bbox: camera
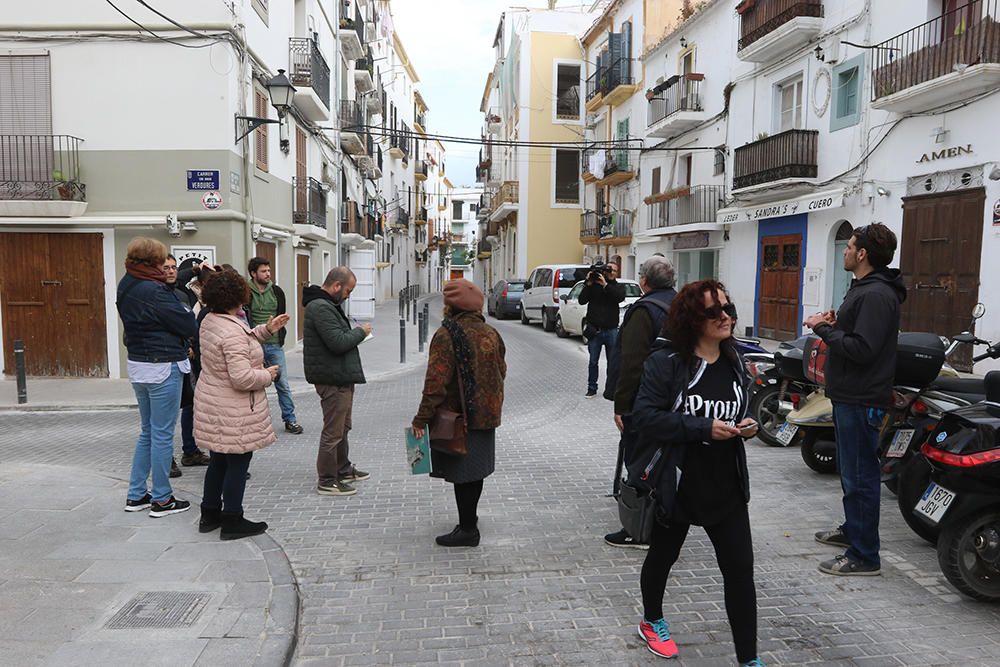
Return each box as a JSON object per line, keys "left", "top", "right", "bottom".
{"left": 586, "top": 261, "right": 614, "bottom": 282}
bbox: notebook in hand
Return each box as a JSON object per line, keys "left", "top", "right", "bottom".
{"left": 405, "top": 427, "right": 431, "bottom": 475}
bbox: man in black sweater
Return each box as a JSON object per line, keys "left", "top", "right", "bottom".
{"left": 579, "top": 261, "right": 625, "bottom": 397}
{"left": 805, "top": 223, "right": 906, "bottom": 577}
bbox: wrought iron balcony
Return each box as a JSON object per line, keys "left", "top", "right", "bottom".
{"left": 293, "top": 176, "right": 327, "bottom": 229}
{"left": 580, "top": 211, "right": 599, "bottom": 241}
{"left": 647, "top": 185, "right": 725, "bottom": 230}
{"left": 733, "top": 129, "right": 818, "bottom": 190}
{"left": 339, "top": 100, "right": 366, "bottom": 155}
{"left": 354, "top": 52, "right": 375, "bottom": 93}
{"left": 289, "top": 38, "right": 330, "bottom": 113}
{"left": 737, "top": 0, "right": 824, "bottom": 51}
{"left": 595, "top": 146, "right": 635, "bottom": 187}
{"left": 392, "top": 207, "right": 410, "bottom": 229}
{"left": 872, "top": 0, "right": 1000, "bottom": 111}
{"left": 647, "top": 74, "right": 705, "bottom": 136}
{"left": 389, "top": 128, "right": 410, "bottom": 160}
{"left": 586, "top": 56, "right": 636, "bottom": 110}
{"left": 494, "top": 180, "right": 519, "bottom": 207}
{"left": 414, "top": 109, "right": 427, "bottom": 132}
{"left": 0, "top": 134, "right": 86, "bottom": 203}
{"left": 414, "top": 159, "right": 428, "bottom": 181}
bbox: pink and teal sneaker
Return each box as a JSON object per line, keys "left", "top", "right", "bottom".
{"left": 638, "top": 618, "right": 679, "bottom": 659}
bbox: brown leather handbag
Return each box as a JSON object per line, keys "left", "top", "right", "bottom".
{"left": 428, "top": 371, "right": 468, "bottom": 456}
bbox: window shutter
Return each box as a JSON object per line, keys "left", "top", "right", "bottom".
{"left": 0, "top": 54, "right": 53, "bottom": 135}
{"left": 651, "top": 167, "right": 661, "bottom": 195}
{"left": 255, "top": 89, "right": 268, "bottom": 171}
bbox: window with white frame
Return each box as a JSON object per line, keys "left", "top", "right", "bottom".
{"left": 555, "top": 63, "right": 581, "bottom": 120}
{"left": 776, "top": 76, "right": 804, "bottom": 133}
{"left": 830, "top": 55, "right": 863, "bottom": 132}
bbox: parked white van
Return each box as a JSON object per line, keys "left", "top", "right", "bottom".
{"left": 519, "top": 264, "right": 590, "bottom": 332}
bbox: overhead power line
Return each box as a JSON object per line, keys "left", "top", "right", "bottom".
{"left": 133, "top": 0, "right": 216, "bottom": 39}
{"left": 103, "top": 0, "right": 223, "bottom": 48}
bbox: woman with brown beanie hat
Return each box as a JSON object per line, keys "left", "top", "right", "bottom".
{"left": 412, "top": 279, "right": 507, "bottom": 547}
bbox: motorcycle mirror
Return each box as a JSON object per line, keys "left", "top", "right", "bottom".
{"left": 973, "top": 303, "right": 986, "bottom": 320}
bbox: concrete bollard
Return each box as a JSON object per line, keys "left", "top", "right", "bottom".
{"left": 14, "top": 339, "right": 27, "bottom": 404}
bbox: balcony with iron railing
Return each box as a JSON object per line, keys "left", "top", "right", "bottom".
{"left": 414, "top": 159, "right": 428, "bottom": 182}
{"left": 872, "top": 0, "right": 1000, "bottom": 112}
{"left": 415, "top": 206, "right": 428, "bottom": 226}
{"left": 289, "top": 37, "right": 331, "bottom": 120}
{"left": 366, "top": 84, "right": 383, "bottom": 115}
{"left": 595, "top": 146, "right": 635, "bottom": 187}
{"left": 646, "top": 74, "right": 706, "bottom": 137}
{"left": 580, "top": 211, "right": 599, "bottom": 242}
{"left": 0, "top": 134, "right": 87, "bottom": 217}
{"left": 733, "top": 129, "right": 818, "bottom": 190}
{"left": 600, "top": 210, "right": 633, "bottom": 243}
{"left": 338, "top": 100, "right": 366, "bottom": 155}
{"left": 736, "top": 0, "right": 824, "bottom": 63}
{"left": 342, "top": 208, "right": 378, "bottom": 240}
{"left": 354, "top": 49, "right": 375, "bottom": 93}
{"left": 388, "top": 128, "right": 410, "bottom": 160}
{"left": 293, "top": 176, "right": 327, "bottom": 239}
{"left": 392, "top": 207, "right": 410, "bottom": 230}
{"left": 338, "top": 12, "right": 365, "bottom": 60}
{"left": 414, "top": 109, "right": 427, "bottom": 134}
{"left": 585, "top": 56, "right": 637, "bottom": 111}
{"left": 647, "top": 185, "right": 725, "bottom": 230}
{"left": 488, "top": 180, "right": 519, "bottom": 222}
{"left": 486, "top": 108, "right": 502, "bottom": 135}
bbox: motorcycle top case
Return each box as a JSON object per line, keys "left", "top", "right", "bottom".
{"left": 773, "top": 335, "right": 809, "bottom": 382}
{"left": 895, "top": 332, "right": 946, "bottom": 387}
{"left": 803, "top": 336, "right": 828, "bottom": 385}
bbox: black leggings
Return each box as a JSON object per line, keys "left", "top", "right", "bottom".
{"left": 453, "top": 480, "right": 483, "bottom": 530}
{"left": 640, "top": 504, "right": 757, "bottom": 663}
{"left": 202, "top": 451, "right": 253, "bottom": 513}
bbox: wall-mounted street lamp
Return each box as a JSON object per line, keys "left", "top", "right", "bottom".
{"left": 234, "top": 69, "right": 297, "bottom": 151}
{"left": 680, "top": 37, "right": 688, "bottom": 49}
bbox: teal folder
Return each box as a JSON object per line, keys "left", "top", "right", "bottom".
{"left": 405, "top": 427, "right": 431, "bottom": 475}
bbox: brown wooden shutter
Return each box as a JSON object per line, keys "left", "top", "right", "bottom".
{"left": 295, "top": 126, "right": 307, "bottom": 216}
{"left": 651, "top": 167, "right": 661, "bottom": 195}
{"left": 254, "top": 88, "right": 268, "bottom": 172}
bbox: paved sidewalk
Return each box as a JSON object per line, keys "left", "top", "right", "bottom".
{"left": 0, "top": 295, "right": 442, "bottom": 412}
{"left": 0, "top": 463, "right": 296, "bottom": 667}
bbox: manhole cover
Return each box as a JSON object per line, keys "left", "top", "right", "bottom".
{"left": 105, "top": 592, "right": 211, "bottom": 630}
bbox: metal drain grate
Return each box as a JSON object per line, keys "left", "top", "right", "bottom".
{"left": 105, "top": 591, "right": 211, "bottom": 630}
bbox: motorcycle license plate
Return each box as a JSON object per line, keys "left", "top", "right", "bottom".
{"left": 776, "top": 422, "right": 799, "bottom": 446}
{"left": 914, "top": 482, "right": 956, "bottom": 524}
{"left": 885, "top": 429, "right": 915, "bottom": 458}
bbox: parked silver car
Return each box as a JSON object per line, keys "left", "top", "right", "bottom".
{"left": 519, "top": 264, "right": 589, "bottom": 332}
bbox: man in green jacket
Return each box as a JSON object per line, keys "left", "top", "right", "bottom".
{"left": 303, "top": 267, "right": 373, "bottom": 496}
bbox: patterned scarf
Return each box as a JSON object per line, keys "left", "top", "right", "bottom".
{"left": 442, "top": 316, "right": 478, "bottom": 422}
{"left": 125, "top": 261, "right": 168, "bottom": 284}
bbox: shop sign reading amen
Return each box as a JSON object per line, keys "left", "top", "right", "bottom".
{"left": 917, "top": 144, "right": 973, "bottom": 163}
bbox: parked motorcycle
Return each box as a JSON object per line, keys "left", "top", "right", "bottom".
{"left": 746, "top": 336, "right": 818, "bottom": 447}
{"left": 913, "top": 371, "right": 1000, "bottom": 601}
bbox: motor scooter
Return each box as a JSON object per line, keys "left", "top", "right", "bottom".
{"left": 914, "top": 371, "right": 1000, "bottom": 601}
{"left": 746, "top": 336, "right": 819, "bottom": 447}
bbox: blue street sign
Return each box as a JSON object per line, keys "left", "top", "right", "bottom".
{"left": 186, "top": 170, "right": 220, "bottom": 191}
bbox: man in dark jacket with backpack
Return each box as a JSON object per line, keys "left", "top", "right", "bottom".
{"left": 603, "top": 255, "right": 677, "bottom": 548}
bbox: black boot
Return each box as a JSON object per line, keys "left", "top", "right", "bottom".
{"left": 199, "top": 504, "right": 222, "bottom": 533}
{"left": 219, "top": 511, "right": 268, "bottom": 541}
{"left": 435, "top": 524, "right": 480, "bottom": 547}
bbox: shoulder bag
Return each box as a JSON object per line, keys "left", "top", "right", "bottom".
{"left": 428, "top": 357, "right": 469, "bottom": 456}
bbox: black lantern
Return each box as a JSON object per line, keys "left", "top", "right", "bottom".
{"left": 266, "top": 69, "right": 296, "bottom": 116}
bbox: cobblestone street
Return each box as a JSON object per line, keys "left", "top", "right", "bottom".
{"left": 3, "top": 316, "right": 1000, "bottom": 666}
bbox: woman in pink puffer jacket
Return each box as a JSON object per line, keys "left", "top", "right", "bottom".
{"left": 194, "top": 269, "right": 288, "bottom": 540}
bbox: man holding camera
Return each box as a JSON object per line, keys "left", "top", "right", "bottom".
{"left": 579, "top": 261, "right": 625, "bottom": 397}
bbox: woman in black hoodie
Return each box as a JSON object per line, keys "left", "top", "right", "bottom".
{"left": 630, "top": 280, "right": 763, "bottom": 667}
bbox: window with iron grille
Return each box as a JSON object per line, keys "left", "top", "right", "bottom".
{"left": 714, "top": 145, "right": 726, "bottom": 176}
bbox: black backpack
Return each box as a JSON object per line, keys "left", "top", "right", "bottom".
{"left": 602, "top": 297, "right": 672, "bottom": 401}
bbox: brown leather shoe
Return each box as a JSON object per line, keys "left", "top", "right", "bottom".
{"left": 181, "top": 451, "right": 211, "bottom": 466}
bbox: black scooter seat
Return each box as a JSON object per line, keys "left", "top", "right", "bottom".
{"left": 928, "top": 377, "right": 985, "bottom": 397}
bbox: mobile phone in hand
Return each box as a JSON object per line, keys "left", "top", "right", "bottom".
{"left": 738, "top": 421, "right": 757, "bottom": 437}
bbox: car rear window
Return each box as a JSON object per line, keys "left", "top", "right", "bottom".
{"left": 506, "top": 282, "right": 525, "bottom": 292}
{"left": 623, "top": 283, "right": 641, "bottom": 297}
{"left": 557, "top": 268, "right": 585, "bottom": 288}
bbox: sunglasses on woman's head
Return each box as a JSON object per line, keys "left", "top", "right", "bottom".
{"left": 705, "top": 302, "right": 737, "bottom": 320}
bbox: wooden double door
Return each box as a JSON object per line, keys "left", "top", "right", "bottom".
{"left": 758, "top": 233, "right": 802, "bottom": 341}
{"left": 0, "top": 232, "right": 108, "bottom": 376}
{"left": 900, "top": 188, "right": 984, "bottom": 370}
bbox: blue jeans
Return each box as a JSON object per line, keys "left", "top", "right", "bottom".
{"left": 128, "top": 363, "right": 183, "bottom": 503}
{"left": 832, "top": 401, "right": 886, "bottom": 567}
{"left": 263, "top": 343, "right": 296, "bottom": 423}
{"left": 587, "top": 328, "right": 618, "bottom": 392}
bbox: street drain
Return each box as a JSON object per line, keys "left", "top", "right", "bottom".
{"left": 105, "top": 592, "right": 211, "bottom": 630}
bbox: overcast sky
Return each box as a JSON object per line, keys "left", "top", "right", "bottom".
{"left": 389, "top": 0, "right": 517, "bottom": 189}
